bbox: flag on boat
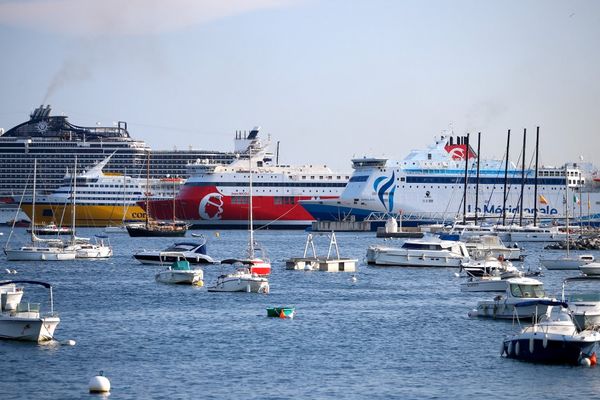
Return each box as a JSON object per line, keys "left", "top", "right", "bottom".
{"left": 539, "top": 194, "right": 548, "bottom": 205}
{"left": 573, "top": 194, "right": 580, "bottom": 205}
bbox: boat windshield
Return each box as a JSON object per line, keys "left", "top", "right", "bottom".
{"left": 402, "top": 242, "right": 443, "bottom": 250}
{"left": 568, "top": 293, "right": 600, "bottom": 302}
{"left": 510, "top": 283, "right": 545, "bottom": 298}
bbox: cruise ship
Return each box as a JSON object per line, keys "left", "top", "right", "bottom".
{"left": 145, "top": 128, "right": 350, "bottom": 229}
{"left": 17, "top": 154, "right": 182, "bottom": 227}
{"left": 300, "top": 135, "right": 600, "bottom": 226}
{"left": 0, "top": 105, "right": 239, "bottom": 200}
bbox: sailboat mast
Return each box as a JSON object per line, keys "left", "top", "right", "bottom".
{"left": 31, "top": 159, "right": 36, "bottom": 240}
{"left": 565, "top": 164, "right": 570, "bottom": 256}
{"left": 145, "top": 151, "right": 150, "bottom": 228}
{"left": 519, "top": 128, "right": 527, "bottom": 226}
{"left": 249, "top": 147, "right": 254, "bottom": 258}
{"left": 462, "top": 134, "right": 470, "bottom": 224}
{"left": 502, "top": 130, "right": 511, "bottom": 226}
{"left": 533, "top": 127, "right": 540, "bottom": 226}
{"left": 474, "top": 132, "right": 481, "bottom": 225}
{"left": 71, "top": 156, "right": 77, "bottom": 243}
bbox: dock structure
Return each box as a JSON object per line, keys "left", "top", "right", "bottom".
{"left": 285, "top": 232, "right": 358, "bottom": 272}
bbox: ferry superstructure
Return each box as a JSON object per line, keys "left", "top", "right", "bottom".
{"left": 146, "top": 128, "right": 350, "bottom": 228}
{"left": 0, "top": 105, "right": 238, "bottom": 199}
{"left": 301, "top": 135, "right": 600, "bottom": 226}
{"left": 18, "top": 154, "right": 183, "bottom": 227}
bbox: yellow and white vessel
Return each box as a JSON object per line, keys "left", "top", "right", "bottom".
{"left": 19, "top": 154, "right": 182, "bottom": 227}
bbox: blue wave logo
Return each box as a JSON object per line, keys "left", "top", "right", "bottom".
{"left": 373, "top": 172, "right": 396, "bottom": 211}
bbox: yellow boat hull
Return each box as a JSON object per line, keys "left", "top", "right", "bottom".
{"left": 20, "top": 204, "right": 148, "bottom": 227}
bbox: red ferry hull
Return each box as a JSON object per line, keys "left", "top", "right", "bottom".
{"left": 144, "top": 185, "right": 338, "bottom": 229}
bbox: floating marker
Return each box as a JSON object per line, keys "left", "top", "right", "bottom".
{"left": 89, "top": 371, "right": 110, "bottom": 393}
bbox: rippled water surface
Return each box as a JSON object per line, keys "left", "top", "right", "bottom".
{"left": 1, "top": 226, "right": 599, "bottom": 399}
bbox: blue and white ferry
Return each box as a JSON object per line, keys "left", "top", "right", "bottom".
{"left": 300, "top": 135, "right": 600, "bottom": 227}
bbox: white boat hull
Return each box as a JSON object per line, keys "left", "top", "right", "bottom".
{"left": 5, "top": 248, "right": 76, "bottom": 261}
{"left": 579, "top": 263, "right": 600, "bottom": 276}
{"left": 0, "top": 315, "right": 59, "bottom": 342}
{"left": 542, "top": 256, "right": 594, "bottom": 270}
{"left": 472, "top": 301, "right": 550, "bottom": 320}
{"left": 207, "top": 276, "right": 269, "bottom": 293}
{"left": 75, "top": 246, "right": 113, "bottom": 259}
{"left": 367, "top": 246, "right": 466, "bottom": 267}
{"left": 155, "top": 270, "right": 203, "bottom": 285}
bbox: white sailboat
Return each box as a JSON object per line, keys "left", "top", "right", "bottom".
{"left": 541, "top": 166, "right": 593, "bottom": 270}
{"left": 64, "top": 157, "right": 113, "bottom": 259}
{"left": 207, "top": 148, "right": 271, "bottom": 293}
{"left": 4, "top": 160, "right": 76, "bottom": 261}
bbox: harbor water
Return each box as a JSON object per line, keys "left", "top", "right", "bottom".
{"left": 1, "top": 227, "right": 599, "bottom": 399}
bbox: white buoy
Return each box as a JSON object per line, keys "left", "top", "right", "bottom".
{"left": 581, "top": 358, "right": 592, "bottom": 367}
{"left": 351, "top": 275, "right": 357, "bottom": 283}
{"left": 61, "top": 339, "right": 76, "bottom": 346}
{"left": 89, "top": 371, "right": 110, "bottom": 393}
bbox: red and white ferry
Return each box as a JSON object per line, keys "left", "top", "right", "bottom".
{"left": 145, "top": 127, "right": 350, "bottom": 229}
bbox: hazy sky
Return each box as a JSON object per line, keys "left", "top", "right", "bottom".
{"left": 0, "top": 0, "right": 598, "bottom": 171}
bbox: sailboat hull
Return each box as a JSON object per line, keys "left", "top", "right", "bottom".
{"left": 5, "top": 248, "right": 76, "bottom": 261}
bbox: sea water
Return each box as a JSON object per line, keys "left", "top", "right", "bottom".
{"left": 0, "top": 227, "right": 599, "bottom": 399}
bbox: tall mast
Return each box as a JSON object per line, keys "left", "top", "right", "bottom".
{"left": 502, "top": 130, "right": 511, "bottom": 226}
{"left": 172, "top": 176, "right": 176, "bottom": 224}
{"left": 249, "top": 147, "right": 254, "bottom": 259}
{"left": 474, "top": 132, "right": 481, "bottom": 225}
{"left": 565, "top": 164, "right": 570, "bottom": 256}
{"left": 31, "top": 159, "right": 36, "bottom": 241}
{"left": 533, "top": 127, "right": 540, "bottom": 226}
{"left": 462, "top": 134, "right": 470, "bottom": 224}
{"left": 71, "top": 156, "right": 77, "bottom": 243}
{"left": 145, "top": 151, "right": 150, "bottom": 228}
{"left": 519, "top": 128, "right": 527, "bottom": 226}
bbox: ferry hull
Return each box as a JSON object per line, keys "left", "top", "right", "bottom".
{"left": 20, "top": 204, "right": 148, "bottom": 227}
{"left": 145, "top": 185, "right": 338, "bottom": 229}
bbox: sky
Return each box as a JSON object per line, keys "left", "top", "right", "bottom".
{"left": 0, "top": 0, "right": 599, "bottom": 172}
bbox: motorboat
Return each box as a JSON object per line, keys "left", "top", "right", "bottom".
{"left": 561, "top": 276, "right": 600, "bottom": 331}
{"left": 504, "top": 224, "right": 568, "bottom": 243}
{"left": 463, "top": 235, "right": 523, "bottom": 261}
{"left": 133, "top": 240, "right": 216, "bottom": 265}
{"left": 542, "top": 254, "right": 595, "bottom": 270}
{"left": 501, "top": 300, "right": 600, "bottom": 365}
{"left": 0, "top": 280, "right": 60, "bottom": 342}
{"left": 460, "top": 255, "right": 520, "bottom": 278}
{"left": 468, "top": 277, "right": 555, "bottom": 320}
{"left": 103, "top": 225, "right": 128, "bottom": 234}
{"left": 27, "top": 222, "right": 73, "bottom": 236}
{"left": 579, "top": 262, "right": 600, "bottom": 276}
{"left": 207, "top": 268, "right": 269, "bottom": 293}
{"left": 155, "top": 257, "right": 203, "bottom": 285}
{"left": 0, "top": 281, "right": 23, "bottom": 311}
{"left": 366, "top": 236, "right": 469, "bottom": 267}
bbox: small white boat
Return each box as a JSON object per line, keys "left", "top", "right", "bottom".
{"left": 207, "top": 268, "right": 269, "bottom": 293}
{"left": 69, "top": 236, "right": 113, "bottom": 259}
{"left": 579, "top": 262, "right": 600, "bottom": 276}
{"left": 542, "top": 254, "right": 595, "bottom": 270}
{"left": 506, "top": 225, "right": 567, "bottom": 243}
{"left": 468, "top": 277, "right": 555, "bottom": 320}
{"left": 366, "top": 236, "right": 469, "bottom": 267}
{"left": 103, "top": 225, "right": 128, "bottom": 234}
{"left": 0, "top": 281, "right": 23, "bottom": 311}
{"left": 0, "top": 280, "right": 60, "bottom": 342}
{"left": 562, "top": 276, "right": 600, "bottom": 330}
{"left": 460, "top": 276, "right": 510, "bottom": 293}
{"left": 155, "top": 256, "right": 203, "bottom": 285}
{"left": 460, "top": 255, "right": 520, "bottom": 278}
{"left": 464, "top": 235, "right": 523, "bottom": 261}
{"left": 27, "top": 223, "right": 73, "bottom": 236}
{"left": 502, "top": 300, "right": 600, "bottom": 365}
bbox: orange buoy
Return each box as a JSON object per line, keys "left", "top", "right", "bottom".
{"left": 590, "top": 352, "right": 597, "bottom": 366}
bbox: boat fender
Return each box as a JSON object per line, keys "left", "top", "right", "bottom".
{"left": 500, "top": 342, "right": 506, "bottom": 356}
{"left": 246, "top": 284, "right": 251, "bottom": 293}
{"left": 543, "top": 334, "right": 548, "bottom": 349}
{"left": 515, "top": 341, "right": 520, "bottom": 356}
{"left": 508, "top": 341, "right": 513, "bottom": 356}
{"left": 590, "top": 352, "right": 597, "bottom": 366}
{"left": 581, "top": 357, "right": 592, "bottom": 367}
{"left": 529, "top": 338, "right": 535, "bottom": 354}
